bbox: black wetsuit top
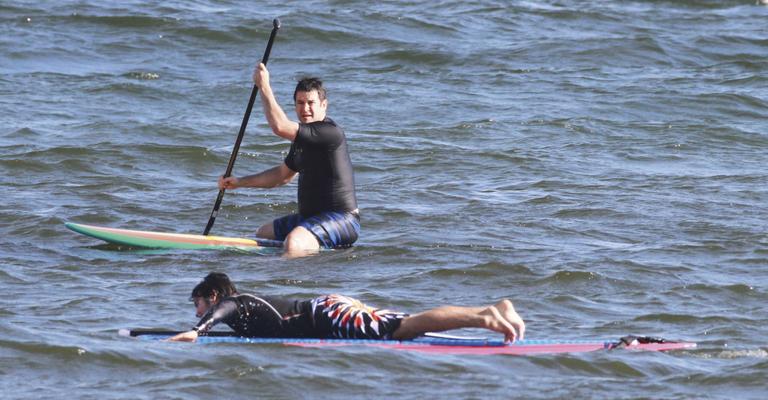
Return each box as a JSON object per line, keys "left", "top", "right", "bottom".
{"left": 284, "top": 117, "right": 357, "bottom": 217}
{"left": 193, "top": 294, "right": 314, "bottom": 338}
{"left": 192, "top": 293, "right": 407, "bottom": 339}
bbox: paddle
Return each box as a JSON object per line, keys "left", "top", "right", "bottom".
{"left": 203, "top": 18, "right": 281, "bottom": 235}
{"left": 120, "top": 329, "right": 240, "bottom": 337}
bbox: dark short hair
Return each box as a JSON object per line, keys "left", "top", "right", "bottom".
{"left": 190, "top": 272, "right": 238, "bottom": 300}
{"left": 293, "top": 77, "right": 326, "bottom": 102}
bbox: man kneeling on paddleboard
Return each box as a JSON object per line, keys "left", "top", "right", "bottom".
{"left": 168, "top": 273, "right": 525, "bottom": 343}
{"left": 218, "top": 64, "right": 359, "bottom": 257}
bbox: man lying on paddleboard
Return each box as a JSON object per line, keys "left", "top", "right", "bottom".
{"left": 168, "top": 273, "right": 525, "bottom": 343}
{"left": 218, "top": 64, "right": 359, "bottom": 257}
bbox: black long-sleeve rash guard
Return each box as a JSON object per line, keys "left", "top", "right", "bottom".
{"left": 193, "top": 294, "right": 312, "bottom": 338}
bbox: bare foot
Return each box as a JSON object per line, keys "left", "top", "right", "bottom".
{"left": 494, "top": 299, "right": 525, "bottom": 340}
{"left": 481, "top": 299, "right": 525, "bottom": 342}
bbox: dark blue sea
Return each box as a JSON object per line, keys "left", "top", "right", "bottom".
{"left": 1, "top": 1, "right": 767, "bottom": 398}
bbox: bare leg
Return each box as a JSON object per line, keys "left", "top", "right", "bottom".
{"left": 282, "top": 226, "right": 320, "bottom": 258}
{"left": 392, "top": 299, "right": 525, "bottom": 343}
{"left": 256, "top": 221, "right": 276, "bottom": 239}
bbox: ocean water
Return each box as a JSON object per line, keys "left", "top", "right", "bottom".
{"left": 1, "top": 1, "right": 767, "bottom": 398}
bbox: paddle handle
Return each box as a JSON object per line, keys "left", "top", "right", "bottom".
{"left": 203, "top": 18, "right": 281, "bottom": 236}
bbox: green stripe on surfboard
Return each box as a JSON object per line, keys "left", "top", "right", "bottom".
{"left": 65, "top": 222, "right": 283, "bottom": 250}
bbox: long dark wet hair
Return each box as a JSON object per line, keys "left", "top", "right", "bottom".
{"left": 190, "top": 272, "right": 238, "bottom": 300}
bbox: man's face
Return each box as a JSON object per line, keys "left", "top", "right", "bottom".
{"left": 294, "top": 90, "right": 327, "bottom": 123}
{"left": 192, "top": 296, "right": 214, "bottom": 318}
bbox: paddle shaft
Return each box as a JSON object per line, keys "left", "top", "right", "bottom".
{"left": 203, "top": 18, "right": 281, "bottom": 235}
{"left": 125, "top": 329, "right": 240, "bottom": 337}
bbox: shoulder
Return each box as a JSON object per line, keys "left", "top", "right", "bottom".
{"left": 301, "top": 117, "right": 342, "bottom": 132}
{"left": 313, "top": 117, "right": 340, "bottom": 128}
{"left": 220, "top": 294, "right": 267, "bottom": 311}
{"left": 297, "top": 117, "right": 344, "bottom": 144}
{"left": 219, "top": 294, "right": 252, "bottom": 307}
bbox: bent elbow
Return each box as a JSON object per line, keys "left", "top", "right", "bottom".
{"left": 271, "top": 121, "right": 297, "bottom": 141}
{"left": 281, "top": 174, "right": 295, "bottom": 186}
{"left": 275, "top": 129, "right": 295, "bottom": 141}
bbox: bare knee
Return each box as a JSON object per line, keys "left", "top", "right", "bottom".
{"left": 283, "top": 227, "right": 320, "bottom": 255}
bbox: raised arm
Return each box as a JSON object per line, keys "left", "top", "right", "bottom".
{"left": 253, "top": 63, "right": 299, "bottom": 141}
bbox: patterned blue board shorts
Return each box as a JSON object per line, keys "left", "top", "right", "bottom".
{"left": 273, "top": 211, "right": 360, "bottom": 249}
